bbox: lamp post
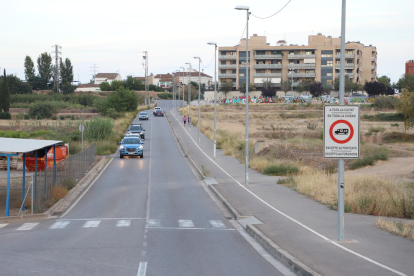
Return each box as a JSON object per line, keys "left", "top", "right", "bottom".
{"left": 175, "top": 70, "right": 180, "bottom": 114}
{"left": 185, "top": 63, "right": 192, "bottom": 127}
{"left": 235, "top": 5, "right": 250, "bottom": 186}
{"left": 180, "top": 67, "right": 185, "bottom": 116}
{"left": 208, "top": 42, "right": 218, "bottom": 158}
{"left": 289, "top": 68, "right": 294, "bottom": 95}
{"left": 194, "top": 57, "right": 201, "bottom": 144}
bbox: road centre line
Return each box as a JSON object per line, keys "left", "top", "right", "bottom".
{"left": 145, "top": 226, "right": 235, "bottom": 231}
{"left": 146, "top": 115, "right": 153, "bottom": 220}
{"left": 172, "top": 111, "right": 407, "bottom": 276}
{"left": 57, "top": 218, "right": 146, "bottom": 221}
{"left": 137, "top": 262, "right": 147, "bottom": 276}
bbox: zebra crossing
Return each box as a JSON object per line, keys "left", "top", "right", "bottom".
{"left": 0, "top": 219, "right": 230, "bottom": 232}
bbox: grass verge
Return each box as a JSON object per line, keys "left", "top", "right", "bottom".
{"left": 376, "top": 218, "right": 414, "bottom": 240}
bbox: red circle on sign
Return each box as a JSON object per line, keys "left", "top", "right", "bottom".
{"left": 329, "top": 120, "right": 354, "bottom": 144}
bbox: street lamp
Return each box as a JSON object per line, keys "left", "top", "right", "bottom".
{"left": 208, "top": 42, "right": 218, "bottom": 158}
{"left": 175, "top": 70, "right": 180, "bottom": 114}
{"left": 194, "top": 57, "right": 201, "bottom": 144}
{"left": 185, "top": 62, "right": 192, "bottom": 127}
{"left": 235, "top": 5, "right": 250, "bottom": 186}
{"left": 180, "top": 67, "right": 185, "bottom": 116}
{"left": 289, "top": 68, "right": 294, "bottom": 95}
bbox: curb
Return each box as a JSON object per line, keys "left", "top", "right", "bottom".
{"left": 0, "top": 213, "right": 49, "bottom": 223}
{"left": 167, "top": 110, "right": 320, "bottom": 276}
{"left": 246, "top": 224, "right": 321, "bottom": 276}
{"left": 44, "top": 157, "right": 108, "bottom": 216}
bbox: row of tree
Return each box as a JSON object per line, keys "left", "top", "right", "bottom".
{"left": 24, "top": 53, "right": 74, "bottom": 92}
{"left": 99, "top": 76, "right": 168, "bottom": 93}
{"left": 0, "top": 70, "right": 11, "bottom": 113}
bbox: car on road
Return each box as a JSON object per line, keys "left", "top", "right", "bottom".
{"left": 119, "top": 137, "right": 144, "bottom": 158}
{"left": 153, "top": 107, "right": 161, "bottom": 115}
{"left": 125, "top": 133, "right": 143, "bottom": 141}
{"left": 154, "top": 109, "right": 164, "bottom": 117}
{"left": 128, "top": 124, "right": 145, "bottom": 140}
{"left": 138, "top": 112, "right": 149, "bottom": 120}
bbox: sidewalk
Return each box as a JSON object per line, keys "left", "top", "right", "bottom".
{"left": 167, "top": 108, "right": 413, "bottom": 276}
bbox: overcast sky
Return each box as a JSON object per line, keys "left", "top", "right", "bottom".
{"left": 0, "top": 0, "right": 412, "bottom": 85}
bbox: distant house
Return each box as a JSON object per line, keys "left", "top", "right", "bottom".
{"left": 154, "top": 73, "right": 173, "bottom": 90}
{"left": 75, "top": 84, "right": 101, "bottom": 92}
{"left": 94, "top": 73, "right": 122, "bottom": 85}
{"left": 176, "top": 70, "right": 213, "bottom": 87}
{"left": 134, "top": 74, "right": 154, "bottom": 86}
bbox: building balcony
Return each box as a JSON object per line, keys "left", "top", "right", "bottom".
{"left": 371, "top": 65, "right": 375, "bottom": 69}
{"left": 371, "top": 57, "right": 376, "bottom": 61}
{"left": 218, "top": 65, "right": 237, "bottom": 69}
{"left": 254, "top": 64, "right": 282, "bottom": 68}
{"left": 335, "top": 63, "right": 354, "bottom": 68}
{"left": 287, "top": 63, "right": 316, "bottom": 69}
{"left": 287, "top": 54, "right": 315, "bottom": 59}
{"left": 371, "top": 74, "right": 376, "bottom": 78}
{"left": 254, "top": 73, "right": 282, "bottom": 77}
{"left": 218, "top": 74, "right": 237, "bottom": 78}
{"left": 219, "top": 82, "right": 236, "bottom": 87}
{"left": 219, "top": 55, "right": 237, "bottom": 60}
{"left": 335, "top": 54, "right": 355, "bottom": 59}
{"left": 287, "top": 73, "right": 316, "bottom": 78}
{"left": 254, "top": 54, "right": 283, "bottom": 59}
{"left": 335, "top": 73, "right": 354, "bottom": 78}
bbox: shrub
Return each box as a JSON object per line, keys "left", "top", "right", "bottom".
{"left": 0, "top": 112, "right": 11, "bottom": 119}
{"left": 60, "top": 115, "right": 65, "bottom": 120}
{"left": 63, "top": 178, "right": 76, "bottom": 190}
{"left": 373, "top": 96, "right": 398, "bottom": 109}
{"left": 107, "top": 87, "right": 138, "bottom": 112}
{"left": 96, "top": 140, "right": 118, "bottom": 155}
{"left": 263, "top": 164, "right": 299, "bottom": 176}
{"left": 361, "top": 113, "right": 404, "bottom": 122}
{"left": 84, "top": 117, "right": 114, "bottom": 141}
{"left": 349, "top": 146, "right": 389, "bottom": 169}
{"left": 51, "top": 185, "right": 68, "bottom": 204}
{"left": 28, "top": 102, "right": 58, "bottom": 119}
{"left": 24, "top": 114, "right": 30, "bottom": 119}
{"left": 158, "top": 92, "right": 173, "bottom": 100}
{"left": 368, "top": 126, "right": 385, "bottom": 133}
{"left": 383, "top": 132, "right": 414, "bottom": 143}
{"left": 51, "top": 115, "right": 58, "bottom": 120}
{"left": 69, "top": 142, "right": 82, "bottom": 155}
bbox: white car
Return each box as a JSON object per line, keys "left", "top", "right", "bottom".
{"left": 139, "top": 112, "right": 149, "bottom": 120}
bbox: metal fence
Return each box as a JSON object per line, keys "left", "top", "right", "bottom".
{"left": 29, "top": 143, "right": 97, "bottom": 214}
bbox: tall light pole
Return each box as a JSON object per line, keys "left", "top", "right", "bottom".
{"left": 235, "top": 5, "right": 250, "bottom": 186}
{"left": 185, "top": 62, "right": 192, "bottom": 127}
{"left": 208, "top": 42, "right": 218, "bottom": 158}
{"left": 180, "top": 67, "right": 185, "bottom": 116}
{"left": 194, "top": 57, "right": 202, "bottom": 144}
{"left": 172, "top": 72, "right": 175, "bottom": 112}
{"left": 289, "top": 68, "right": 294, "bottom": 95}
{"left": 175, "top": 70, "right": 180, "bottom": 114}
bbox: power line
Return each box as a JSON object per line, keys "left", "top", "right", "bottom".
{"left": 51, "top": 45, "right": 62, "bottom": 93}
{"left": 201, "top": 53, "right": 215, "bottom": 68}
{"left": 251, "top": 0, "right": 292, "bottom": 19}
{"left": 90, "top": 64, "right": 99, "bottom": 80}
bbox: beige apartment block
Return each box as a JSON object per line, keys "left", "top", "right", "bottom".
{"left": 218, "top": 33, "right": 377, "bottom": 90}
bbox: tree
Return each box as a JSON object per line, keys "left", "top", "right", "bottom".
{"left": 333, "top": 75, "right": 354, "bottom": 93}
{"left": 280, "top": 79, "right": 291, "bottom": 96}
{"left": 301, "top": 79, "right": 314, "bottom": 92}
{"left": 60, "top": 58, "right": 74, "bottom": 84}
{"left": 24, "top": 56, "right": 36, "bottom": 82}
{"left": 396, "top": 74, "right": 414, "bottom": 93}
{"left": 0, "top": 70, "right": 11, "bottom": 112}
{"left": 37, "top": 52, "right": 53, "bottom": 89}
{"left": 377, "top": 75, "right": 391, "bottom": 87}
{"left": 323, "top": 84, "right": 332, "bottom": 94}
{"left": 364, "top": 81, "right": 387, "bottom": 97}
{"left": 61, "top": 83, "right": 76, "bottom": 95}
{"left": 295, "top": 83, "right": 305, "bottom": 93}
{"left": 262, "top": 78, "right": 273, "bottom": 89}
{"left": 238, "top": 82, "right": 255, "bottom": 94}
{"left": 110, "top": 80, "right": 124, "bottom": 91}
{"left": 107, "top": 87, "right": 138, "bottom": 112}
{"left": 0, "top": 74, "right": 32, "bottom": 94}
{"left": 219, "top": 80, "right": 233, "bottom": 98}
{"left": 309, "top": 81, "right": 324, "bottom": 97}
{"left": 100, "top": 82, "right": 112, "bottom": 91}
{"left": 396, "top": 90, "right": 414, "bottom": 130}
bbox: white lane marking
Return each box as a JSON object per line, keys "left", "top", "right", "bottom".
{"left": 50, "top": 221, "right": 70, "bottom": 229}
{"left": 0, "top": 224, "right": 8, "bottom": 229}
{"left": 145, "top": 226, "right": 234, "bottom": 231}
{"left": 178, "top": 220, "right": 195, "bottom": 228}
{"left": 16, "top": 223, "right": 39, "bottom": 231}
{"left": 116, "top": 220, "right": 131, "bottom": 227}
{"left": 82, "top": 220, "right": 101, "bottom": 228}
{"left": 60, "top": 149, "right": 119, "bottom": 218}
{"left": 137, "top": 262, "right": 147, "bottom": 276}
{"left": 146, "top": 114, "right": 153, "bottom": 220}
{"left": 143, "top": 242, "right": 147, "bottom": 247}
{"left": 142, "top": 251, "right": 146, "bottom": 257}
{"left": 57, "top": 217, "right": 145, "bottom": 221}
{"left": 146, "top": 219, "right": 161, "bottom": 227}
{"left": 172, "top": 111, "right": 407, "bottom": 276}
{"left": 209, "top": 220, "right": 226, "bottom": 228}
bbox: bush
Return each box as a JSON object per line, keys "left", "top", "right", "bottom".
{"left": 361, "top": 113, "right": 404, "bottom": 122}
{"left": 373, "top": 96, "right": 398, "bottom": 109}
{"left": 96, "top": 141, "right": 118, "bottom": 155}
{"left": 0, "top": 112, "right": 11, "bottom": 119}
{"left": 383, "top": 132, "right": 414, "bottom": 143}
{"left": 368, "top": 126, "right": 385, "bottom": 133}
{"left": 107, "top": 87, "right": 138, "bottom": 112}
{"left": 24, "top": 114, "right": 30, "bottom": 119}
{"left": 63, "top": 178, "right": 76, "bottom": 190}
{"left": 69, "top": 142, "right": 81, "bottom": 155}
{"left": 60, "top": 115, "right": 65, "bottom": 120}
{"left": 263, "top": 164, "right": 299, "bottom": 176}
{"left": 349, "top": 146, "right": 389, "bottom": 169}
{"left": 83, "top": 117, "right": 114, "bottom": 141}
{"left": 158, "top": 92, "right": 173, "bottom": 100}
{"left": 51, "top": 115, "right": 58, "bottom": 120}
{"left": 28, "top": 102, "right": 58, "bottom": 119}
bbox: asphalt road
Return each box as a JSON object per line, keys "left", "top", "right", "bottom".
{"left": 0, "top": 102, "right": 287, "bottom": 276}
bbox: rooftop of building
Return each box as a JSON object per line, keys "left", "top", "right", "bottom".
{"left": 94, "top": 73, "right": 120, "bottom": 79}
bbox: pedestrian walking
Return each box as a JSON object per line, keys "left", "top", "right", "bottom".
{"left": 183, "top": 116, "right": 187, "bottom": 126}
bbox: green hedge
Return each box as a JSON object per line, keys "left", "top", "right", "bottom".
{"left": 361, "top": 113, "right": 404, "bottom": 122}
{"left": 0, "top": 112, "right": 11, "bottom": 119}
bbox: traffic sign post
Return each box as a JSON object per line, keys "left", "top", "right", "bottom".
{"left": 324, "top": 106, "right": 360, "bottom": 159}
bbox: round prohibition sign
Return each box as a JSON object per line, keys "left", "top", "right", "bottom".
{"left": 329, "top": 120, "right": 354, "bottom": 144}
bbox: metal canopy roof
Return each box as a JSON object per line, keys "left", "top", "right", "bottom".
{"left": 0, "top": 138, "right": 62, "bottom": 154}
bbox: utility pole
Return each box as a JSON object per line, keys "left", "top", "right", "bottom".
{"left": 185, "top": 63, "right": 192, "bottom": 127}
{"left": 90, "top": 64, "right": 99, "bottom": 83}
{"left": 143, "top": 51, "right": 148, "bottom": 105}
{"left": 51, "top": 45, "right": 62, "bottom": 93}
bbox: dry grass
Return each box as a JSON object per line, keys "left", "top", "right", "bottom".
{"left": 51, "top": 185, "right": 68, "bottom": 206}
{"left": 282, "top": 169, "right": 414, "bottom": 219}
{"left": 376, "top": 217, "right": 414, "bottom": 240}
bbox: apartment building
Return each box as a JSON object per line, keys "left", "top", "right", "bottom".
{"left": 218, "top": 33, "right": 377, "bottom": 90}
{"left": 406, "top": 60, "right": 414, "bottom": 76}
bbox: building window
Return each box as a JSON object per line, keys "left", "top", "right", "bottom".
{"left": 322, "top": 61, "right": 333, "bottom": 67}
{"left": 321, "top": 54, "right": 333, "bottom": 57}
{"left": 221, "top": 70, "right": 226, "bottom": 74}
{"left": 221, "top": 61, "right": 226, "bottom": 65}
{"left": 327, "top": 73, "right": 332, "bottom": 76}
{"left": 305, "top": 51, "right": 314, "bottom": 55}
{"left": 347, "top": 50, "right": 353, "bottom": 54}
{"left": 239, "top": 73, "right": 245, "bottom": 77}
